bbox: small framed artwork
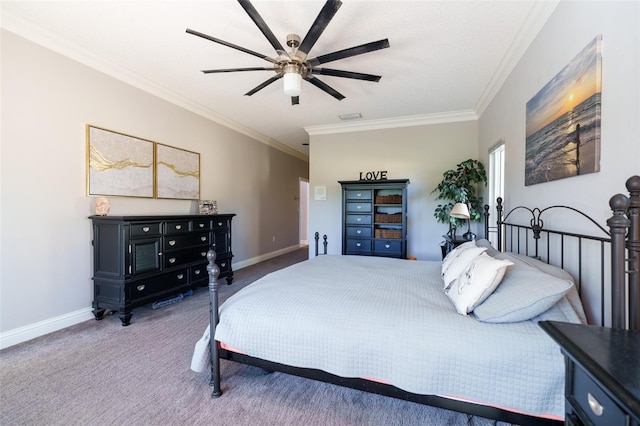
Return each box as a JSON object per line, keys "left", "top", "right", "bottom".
{"left": 199, "top": 200, "right": 217, "bottom": 215}
{"left": 86, "top": 125, "right": 155, "bottom": 198}
{"left": 156, "top": 143, "right": 200, "bottom": 200}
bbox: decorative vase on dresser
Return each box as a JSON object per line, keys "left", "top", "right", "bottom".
{"left": 89, "top": 214, "right": 234, "bottom": 326}
{"left": 339, "top": 179, "right": 409, "bottom": 259}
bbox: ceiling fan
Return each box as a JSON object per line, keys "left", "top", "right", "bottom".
{"left": 186, "top": 0, "right": 389, "bottom": 105}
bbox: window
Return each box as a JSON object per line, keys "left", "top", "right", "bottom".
{"left": 488, "top": 141, "right": 505, "bottom": 246}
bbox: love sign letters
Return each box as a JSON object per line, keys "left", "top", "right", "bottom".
{"left": 359, "top": 171, "right": 388, "bottom": 181}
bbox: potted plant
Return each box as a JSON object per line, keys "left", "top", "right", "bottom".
{"left": 432, "top": 159, "right": 487, "bottom": 238}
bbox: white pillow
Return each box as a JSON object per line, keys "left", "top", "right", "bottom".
{"left": 441, "top": 240, "right": 477, "bottom": 278}
{"left": 442, "top": 246, "right": 487, "bottom": 289}
{"left": 446, "top": 253, "right": 514, "bottom": 315}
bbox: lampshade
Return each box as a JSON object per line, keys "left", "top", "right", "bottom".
{"left": 449, "top": 202, "right": 470, "bottom": 219}
{"left": 283, "top": 71, "right": 302, "bottom": 97}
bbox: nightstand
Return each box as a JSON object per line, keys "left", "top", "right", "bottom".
{"left": 441, "top": 235, "right": 470, "bottom": 259}
{"left": 540, "top": 321, "right": 640, "bottom": 426}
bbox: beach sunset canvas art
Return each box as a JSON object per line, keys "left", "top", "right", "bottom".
{"left": 525, "top": 35, "right": 602, "bottom": 186}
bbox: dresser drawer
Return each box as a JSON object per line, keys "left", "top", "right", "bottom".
{"left": 346, "top": 202, "right": 372, "bottom": 213}
{"left": 164, "top": 233, "right": 210, "bottom": 251}
{"left": 346, "top": 239, "right": 372, "bottom": 253}
{"left": 212, "top": 218, "right": 229, "bottom": 230}
{"left": 128, "top": 268, "right": 188, "bottom": 300}
{"left": 217, "top": 257, "right": 232, "bottom": 275}
{"left": 164, "top": 220, "right": 190, "bottom": 234}
{"left": 190, "top": 263, "right": 208, "bottom": 284}
{"left": 163, "top": 248, "right": 208, "bottom": 269}
{"left": 345, "top": 214, "right": 372, "bottom": 225}
{"left": 374, "top": 239, "right": 402, "bottom": 256}
{"left": 192, "top": 218, "right": 212, "bottom": 231}
{"left": 130, "top": 222, "right": 161, "bottom": 237}
{"left": 569, "top": 363, "right": 628, "bottom": 426}
{"left": 346, "top": 227, "right": 372, "bottom": 238}
{"left": 345, "top": 189, "right": 372, "bottom": 200}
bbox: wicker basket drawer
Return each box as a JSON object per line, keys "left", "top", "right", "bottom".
{"left": 375, "top": 213, "right": 402, "bottom": 223}
{"left": 375, "top": 195, "right": 402, "bottom": 204}
{"left": 375, "top": 229, "right": 402, "bottom": 239}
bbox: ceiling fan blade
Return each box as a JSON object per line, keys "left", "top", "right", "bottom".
{"left": 201, "top": 67, "right": 276, "bottom": 74}
{"left": 308, "top": 39, "right": 390, "bottom": 67}
{"left": 186, "top": 28, "right": 277, "bottom": 64}
{"left": 237, "top": 0, "right": 286, "bottom": 52}
{"left": 298, "top": 0, "right": 342, "bottom": 58}
{"left": 304, "top": 76, "right": 345, "bottom": 100}
{"left": 311, "top": 68, "right": 381, "bottom": 82}
{"left": 291, "top": 96, "right": 300, "bottom": 106}
{"left": 245, "top": 75, "right": 282, "bottom": 96}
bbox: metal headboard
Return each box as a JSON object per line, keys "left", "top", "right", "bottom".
{"left": 483, "top": 175, "right": 639, "bottom": 330}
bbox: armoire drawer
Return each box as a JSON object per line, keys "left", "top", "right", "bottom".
{"left": 346, "top": 239, "right": 372, "bottom": 253}
{"left": 374, "top": 239, "right": 402, "bottom": 256}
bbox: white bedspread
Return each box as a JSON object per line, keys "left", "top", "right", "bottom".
{"left": 207, "top": 255, "right": 584, "bottom": 418}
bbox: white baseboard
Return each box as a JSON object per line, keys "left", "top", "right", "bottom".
{"left": 0, "top": 245, "right": 307, "bottom": 350}
{"left": 0, "top": 308, "right": 94, "bottom": 350}
{"left": 233, "top": 244, "right": 306, "bottom": 270}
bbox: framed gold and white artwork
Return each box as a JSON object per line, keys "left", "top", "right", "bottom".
{"left": 156, "top": 143, "right": 200, "bottom": 200}
{"left": 86, "top": 125, "right": 155, "bottom": 198}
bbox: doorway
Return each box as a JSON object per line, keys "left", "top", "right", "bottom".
{"left": 299, "top": 178, "right": 309, "bottom": 246}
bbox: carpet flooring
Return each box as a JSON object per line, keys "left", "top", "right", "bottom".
{"left": 0, "top": 247, "right": 509, "bottom": 425}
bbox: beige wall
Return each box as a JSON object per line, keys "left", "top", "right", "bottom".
{"left": 478, "top": 1, "right": 639, "bottom": 324}
{"left": 479, "top": 1, "right": 639, "bottom": 220}
{"left": 308, "top": 121, "right": 478, "bottom": 261}
{"left": 0, "top": 30, "right": 308, "bottom": 343}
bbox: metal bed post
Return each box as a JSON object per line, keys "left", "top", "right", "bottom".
{"left": 207, "top": 249, "right": 222, "bottom": 397}
{"left": 496, "top": 197, "right": 504, "bottom": 252}
{"left": 314, "top": 232, "right": 328, "bottom": 256}
{"left": 607, "top": 194, "right": 630, "bottom": 329}
{"left": 625, "top": 175, "right": 640, "bottom": 331}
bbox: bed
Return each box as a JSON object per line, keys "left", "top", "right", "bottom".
{"left": 193, "top": 175, "right": 639, "bottom": 426}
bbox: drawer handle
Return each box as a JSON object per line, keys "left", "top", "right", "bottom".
{"left": 356, "top": 242, "right": 362, "bottom": 247}
{"left": 169, "top": 240, "right": 176, "bottom": 246}
{"left": 198, "top": 223, "right": 205, "bottom": 228}
{"left": 201, "top": 252, "right": 206, "bottom": 257}
{"left": 142, "top": 226, "right": 150, "bottom": 233}
{"left": 356, "top": 230, "right": 362, "bottom": 234}
{"left": 356, "top": 193, "right": 362, "bottom": 197}
{"left": 175, "top": 224, "right": 182, "bottom": 230}
{"left": 177, "top": 274, "right": 184, "bottom": 280}
{"left": 194, "top": 270, "right": 200, "bottom": 275}
{"left": 137, "top": 284, "right": 145, "bottom": 291}
{"left": 356, "top": 217, "right": 362, "bottom": 222}
{"left": 221, "top": 262, "right": 226, "bottom": 267}
{"left": 356, "top": 205, "right": 362, "bottom": 209}
{"left": 218, "top": 222, "right": 223, "bottom": 226}
{"left": 169, "top": 257, "right": 176, "bottom": 264}
{"left": 200, "top": 236, "right": 207, "bottom": 241}
{"left": 385, "top": 243, "right": 390, "bottom": 249}
{"left": 587, "top": 393, "right": 604, "bottom": 416}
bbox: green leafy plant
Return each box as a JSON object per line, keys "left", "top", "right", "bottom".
{"left": 432, "top": 159, "right": 487, "bottom": 229}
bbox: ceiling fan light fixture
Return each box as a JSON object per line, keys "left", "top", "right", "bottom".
{"left": 283, "top": 67, "right": 302, "bottom": 97}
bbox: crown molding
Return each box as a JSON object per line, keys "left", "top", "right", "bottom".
{"left": 475, "top": 0, "right": 559, "bottom": 116}
{"left": 304, "top": 110, "right": 478, "bottom": 136}
{"left": 1, "top": 10, "right": 309, "bottom": 162}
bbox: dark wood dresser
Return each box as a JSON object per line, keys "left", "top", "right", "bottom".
{"left": 90, "top": 214, "right": 234, "bottom": 325}
{"left": 540, "top": 321, "right": 640, "bottom": 426}
{"left": 339, "top": 179, "right": 409, "bottom": 259}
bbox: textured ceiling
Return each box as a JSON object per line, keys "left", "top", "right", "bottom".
{"left": 1, "top": 1, "right": 557, "bottom": 160}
